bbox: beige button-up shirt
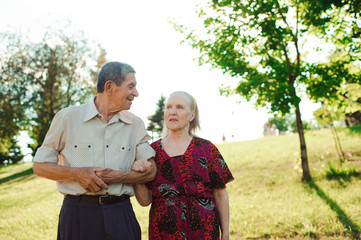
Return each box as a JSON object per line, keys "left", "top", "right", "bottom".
{"left": 33, "top": 100, "right": 155, "bottom": 196}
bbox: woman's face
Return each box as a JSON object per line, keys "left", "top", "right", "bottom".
{"left": 164, "top": 94, "right": 195, "bottom": 133}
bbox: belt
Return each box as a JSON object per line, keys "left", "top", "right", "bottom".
{"left": 65, "top": 194, "right": 130, "bottom": 205}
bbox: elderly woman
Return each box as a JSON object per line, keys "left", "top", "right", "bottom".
{"left": 134, "top": 91, "right": 234, "bottom": 240}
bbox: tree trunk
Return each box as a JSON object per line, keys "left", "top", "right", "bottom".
{"left": 295, "top": 103, "right": 312, "bottom": 181}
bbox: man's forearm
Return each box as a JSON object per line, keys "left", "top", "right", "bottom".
{"left": 106, "top": 169, "right": 155, "bottom": 184}
{"left": 33, "top": 162, "right": 108, "bottom": 192}
{"left": 33, "top": 162, "right": 76, "bottom": 182}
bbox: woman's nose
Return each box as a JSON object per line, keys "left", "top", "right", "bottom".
{"left": 169, "top": 108, "right": 176, "bottom": 114}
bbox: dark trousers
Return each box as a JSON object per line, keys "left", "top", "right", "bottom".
{"left": 57, "top": 196, "right": 141, "bottom": 240}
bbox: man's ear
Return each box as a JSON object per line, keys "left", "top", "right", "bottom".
{"left": 104, "top": 80, "right": 113, "bottom": 95}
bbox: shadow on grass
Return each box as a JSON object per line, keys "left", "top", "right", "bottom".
{"left": 0, "top": 167, "right": 35, "bottom": 185}
{"left": 327, "top": 172, "right": 361, "bottom": 188}
{"left": 304, "top": 180, "right": 360, "bottom": 239}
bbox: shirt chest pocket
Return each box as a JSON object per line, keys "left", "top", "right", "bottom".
{"left": 70, "top": 143, "right": 94, "bottom": 167}
{"left": 106, "top": 144, "right": 134, "bottom": 170}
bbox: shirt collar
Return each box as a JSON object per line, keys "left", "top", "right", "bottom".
{"left": 117, "top": 111, "right": 132, "bottom": 125}
{"left": 83, "top": 98, "right": 100, "bottom": 122}
{"left": 83, "top": 98, "right": 132, "bottom": 125}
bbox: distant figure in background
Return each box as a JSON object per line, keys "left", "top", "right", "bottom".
{"left": 271, "top": 124, "right": 279, "bottom": 136}
{"left": 264, "top": 122, "right": 271, "bottom": 136}
{"left": 222, "top": 134, "right": 227, "bottom": 143}
{"left": 133, "top": 91, "right": 234, "bottom": 240}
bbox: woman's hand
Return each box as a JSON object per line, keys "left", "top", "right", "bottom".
{"left": 132, "top": 159, "right": 151, "bottom": 173}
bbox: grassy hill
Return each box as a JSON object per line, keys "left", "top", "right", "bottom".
{"left": 1, "top": 126, "right": 360, "bottom": 239}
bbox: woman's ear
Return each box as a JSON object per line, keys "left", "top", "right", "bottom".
{"left": 190, "top": 111, "right": 196, "bottom": 122}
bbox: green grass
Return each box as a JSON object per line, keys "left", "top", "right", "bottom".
{"left": 1, "top": 127, "right": 360, "bottom": 239}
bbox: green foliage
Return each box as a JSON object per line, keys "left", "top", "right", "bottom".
{"left": 300, "top": 0, "right": 361, "bottom": 126}
{"left": 147, "top": 95, "right": 166, "bottom": 139}
{"left": 0, "top": 33, "right": 31, "bottom": 162}
{"left": 0, "top": 138, "right": 24, "bottom": 165}
{"left": 307, "top": 49, "right": 361, "bottom": 126}
{"left": 299, "top": 0, "right": 360, "bottom": 54}
{"left": 0, "top": 26, "right": 105, "bottom": 157}
{"left": 324, "top": 161, "right": 358, "bottom": 180}
{"left": 177, "top": 0, "right": 308, "bottom": 114}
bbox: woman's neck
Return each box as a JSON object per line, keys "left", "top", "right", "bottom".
{"left": 166, "top": 129, "right": 192, "bottom": 142}
{"left": 162, "top": 130, "right": 193, "bottom": 157}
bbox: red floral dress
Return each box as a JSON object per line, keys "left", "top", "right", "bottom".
{"left": 147, "top": 137, "right": 234, "bottom": 240}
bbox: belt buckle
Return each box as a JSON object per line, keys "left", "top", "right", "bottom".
{"left": 98, "top": 195, "right": 109, "bottom": 205}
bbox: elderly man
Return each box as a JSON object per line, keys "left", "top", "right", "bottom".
{"left": 33, "top": 61, "right": 156, "bottom": 240}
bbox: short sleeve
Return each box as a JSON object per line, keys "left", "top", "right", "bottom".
{"left": 207, "top": 142, "right": 234, "bottom": 189}
{"left": 33, "top": 110, "right": 65, "bottom": 163}
{"left": 135, "top": 118, "right": 155, "bottom": 160}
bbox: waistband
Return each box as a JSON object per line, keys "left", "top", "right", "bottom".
{"left": 65, "top": 194, "right": 130, "bottom": 205}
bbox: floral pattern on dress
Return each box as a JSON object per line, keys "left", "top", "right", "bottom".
{"left": 147, "top": 137, "right": 234, "bottom": 240}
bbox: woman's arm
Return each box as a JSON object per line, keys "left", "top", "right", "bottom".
{"left": 213, "top": 188, "right": 230, "bottom": 240}
{"left": 133, "top": 183, "right": 152, "bottom": 206}
{"left": 95, "top": 158, "right": 157, "bottom": 184}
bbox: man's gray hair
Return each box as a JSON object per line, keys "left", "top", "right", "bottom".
{"left": 97, "top": 61, "right": 135, "bottom": 93}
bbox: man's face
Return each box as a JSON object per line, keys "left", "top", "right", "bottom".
{"left": 109, "top": 72, "right": 139, "bottom": 111}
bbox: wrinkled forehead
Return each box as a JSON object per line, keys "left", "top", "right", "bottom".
{"left": 166, "top": 93, "right": 192, "bottom": 106}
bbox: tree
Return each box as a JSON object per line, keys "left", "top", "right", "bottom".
{"left": 300, "top": 0, "right": 361, "bottom": 125}
{"left": 0, "top": 32, "right": 33, "bottom": 164}
{"left": 174, "top": 0, "right": 314, "bottom": 180}
{"left": 0, "top": 26, "right": 106, "bottom": 158}
{"left": 147, "top": 95, "right": 166, "bottom": 140}
{"left": 307, "top": 49, "right": 361, "bottom": 127}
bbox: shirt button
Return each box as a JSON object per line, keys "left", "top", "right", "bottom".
{"left": 106, "top": 145, "right": 109, "bottom": 148}
{"left": 122, "top": 147, "right": 125, "bottom": 150}
{"left": 88, "top": 145, "right": 91, "bottom": 148}
{"left": 74, "top": 145, "right": 77, "bottom": 148}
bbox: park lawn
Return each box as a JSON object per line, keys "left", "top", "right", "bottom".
{"left": 0, "top": 127, "right": 360, "bottom": 239}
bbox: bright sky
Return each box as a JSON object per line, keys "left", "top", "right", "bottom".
{"left": 1, "top": 0, "right": 319, "bottom": 146}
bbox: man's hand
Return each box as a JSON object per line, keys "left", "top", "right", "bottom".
{"left": 132, "top": 159, "right": 151, "bottom": 173}
{"left": 32, "top": 162, "right": 108, "bottom": 193}
{"left": 94, "top": 168, "right": 117, "bottom": 185}
{"left": 72, "top": 167, "right": 108, "bottom": 193}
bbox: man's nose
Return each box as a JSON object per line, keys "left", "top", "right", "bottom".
{"left": 133, "top": 88, "right": 139, "bottom": 97}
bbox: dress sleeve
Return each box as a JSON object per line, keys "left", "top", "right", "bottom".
{"left": 208, "top": 142, "right": 234, "bottom": 189}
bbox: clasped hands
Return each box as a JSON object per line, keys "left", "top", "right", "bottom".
{"left": 69, "top": 159, "right": 152, "bottom": 193}
{"left": 75, "top": 159, "right": 152, "bottom": 193}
